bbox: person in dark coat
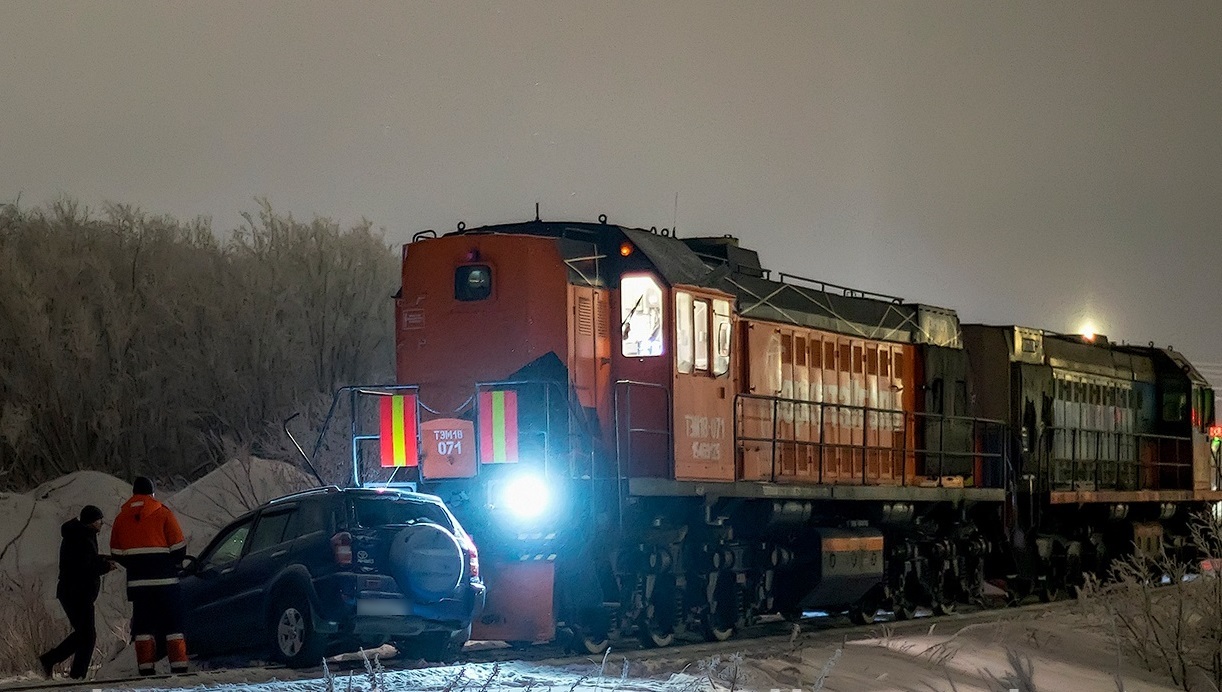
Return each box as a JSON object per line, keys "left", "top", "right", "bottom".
{"left": 39, "top": 505, "right": 117, "bottom": 679}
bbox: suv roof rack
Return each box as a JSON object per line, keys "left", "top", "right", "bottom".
{"left": 268, "top": 485, "right": 343, "bottom": 504}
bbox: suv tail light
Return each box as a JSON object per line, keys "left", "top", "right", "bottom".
{"left": 331, "top": 531, "right": 353, "bottom": 565}
{"left": 457, "top": 531, "right": 479, "bottom": 580}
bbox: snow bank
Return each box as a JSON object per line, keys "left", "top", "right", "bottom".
{"left": 0, "top": 471, "right": 132, "bottom": 579}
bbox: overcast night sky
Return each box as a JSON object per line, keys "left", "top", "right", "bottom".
{"left": 2, "top": 1, "right": 1220, "bottom": 385}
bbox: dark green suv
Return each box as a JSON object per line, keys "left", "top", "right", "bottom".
{"left": 179, "top": 486, "right": 484, "bottom": 667}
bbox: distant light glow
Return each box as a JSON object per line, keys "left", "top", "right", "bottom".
{"left": 1079, "top": 321, "right": 1097, "bottom": 341}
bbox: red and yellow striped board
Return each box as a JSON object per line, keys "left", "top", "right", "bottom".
{"left": 479, "top": 389, "right": 519, "bottom": 464}
{"left": 379, "top": 394, "right": 419, "bottom": 468}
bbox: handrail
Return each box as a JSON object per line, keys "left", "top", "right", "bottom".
{"left": 612, "top": 379, "right": 673, "bottom": 530}
{"left": 777, "top": 272, "right": 905, "bottom": 304}
{"left": 734, "top": 392, "right": 1008, "bottom": 487}
{"left": 288, "top": 384, "right": 422, "bottom": 488}
{"left": 1035, "top": 426, "right": 1194, "bottom": 492}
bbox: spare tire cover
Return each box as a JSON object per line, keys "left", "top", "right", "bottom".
{"left": 389, "top": 523, "right": 464, "bottom": 603}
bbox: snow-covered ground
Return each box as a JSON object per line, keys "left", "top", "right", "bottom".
{"left": 0, "top": 462, "right": 1190, "bottom": 690}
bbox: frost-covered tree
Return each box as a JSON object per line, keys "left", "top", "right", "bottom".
{"left": 0, "top": 199, "right": 398, "bottom": 489}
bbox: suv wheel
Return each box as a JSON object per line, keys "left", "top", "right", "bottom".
{"left": 270, "top": 590, "right": 323, "bottom": 668}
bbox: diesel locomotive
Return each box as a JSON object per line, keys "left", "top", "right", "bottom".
{"left": 341, "top": 217, "right": 1219, "bottom": 652}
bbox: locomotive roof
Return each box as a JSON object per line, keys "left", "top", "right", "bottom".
{"left": 441, "top": 219, "right": 964, "bottom": 347}
{"left": 965, "top": 324, "right": 1211, "bottom": 387}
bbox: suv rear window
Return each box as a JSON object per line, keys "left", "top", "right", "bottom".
{"left": 352, "top": 497, "right": 453, "bottom": 530}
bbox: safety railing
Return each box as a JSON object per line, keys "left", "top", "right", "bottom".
{"left": 1036, "top": 426, "right": 1194, "bottom": 492}
{"left": 734, "top": 393, "right": 1009, "bottom": 488}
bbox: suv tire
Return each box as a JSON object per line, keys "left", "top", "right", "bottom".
{"left": 269, "top": 589, "right": 324, "bottom": 668}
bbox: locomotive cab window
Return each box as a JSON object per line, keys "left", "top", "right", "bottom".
{"left": 455, "top": 265, "right": 492, "bottom": 301}
{"left": 675, "top": 292, "right": 693, "bottom": 373}
{"left": 621, "top": 275, "right": 664, "bottom": 357}
{"left": 713, "top": 299, "right": 731, "bottom": 376}
{"left": 673, "top": 293, "right": 732, "bottom": 377}
{"left": 693, "top": 300, "right": 709, "bottom": 371}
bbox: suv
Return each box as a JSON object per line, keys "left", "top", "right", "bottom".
{"left": 179, "top": 486, "right": 484, "bottom": 667}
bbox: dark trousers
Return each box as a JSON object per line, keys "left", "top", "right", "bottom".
{"left": 130, "top": 585, "right": 188, "bottom": 674}
{"left": 42, "top": 596, "right": 97, "bottom": 679}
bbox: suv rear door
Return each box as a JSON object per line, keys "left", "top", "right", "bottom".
{"left": 346, "top": 494, "right": 466, "bottom": 604}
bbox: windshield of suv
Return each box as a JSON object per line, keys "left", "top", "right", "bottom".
{"left": 352, "top": 496, "right": 453, "bottom": 530}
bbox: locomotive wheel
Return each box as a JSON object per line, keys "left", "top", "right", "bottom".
{"left": 568, "top": 626, "right": 610, "bottom": 656}
{"left": 1038, "top": 581, "right": 1065, "bottom": 603}
{"left": 640, "top": 623, "right": 675, "bottom": 648}
{"left": 637, "top": 573, "right": 677, "bottom": 648}
{"left": 701, "top": 572, "right": 737, "bottom": 642}
{"left": 849, "top": 586, "right": 883, "bottom": 625}
{"left": 703, "top": 620, "right": 735, "bottom": 643}
{"left": 892, "top": 600, "right": 917, "bottom": 620}
{"left": 848, "top": 602, "right": 878, "bottom": 626}
{"left": 932, "top": 572, "right": 959, "bottom": 614}
{"left": 640, "top": 598, "right": 676, "bottom": 648}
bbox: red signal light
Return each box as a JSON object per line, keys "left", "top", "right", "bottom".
{"left": 620, "top": 242, "right": 633, "bottom": 257}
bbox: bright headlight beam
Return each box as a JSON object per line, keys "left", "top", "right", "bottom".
{"left": 501, "top": 475, "right": 550, "bottom": 519}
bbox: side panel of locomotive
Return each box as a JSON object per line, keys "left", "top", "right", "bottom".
{"left": 737, "top": 321, "right": 917, "bottom": 484}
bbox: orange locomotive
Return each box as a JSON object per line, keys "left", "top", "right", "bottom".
{"left": 343, "top": 216, "right": 1218, "bottom": 651}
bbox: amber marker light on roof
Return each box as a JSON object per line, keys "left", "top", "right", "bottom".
{"left": 620, "top": 242, "right": 633, "bottom": 257}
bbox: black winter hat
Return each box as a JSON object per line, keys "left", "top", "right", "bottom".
{"left": 80, "top": 505, "right": 103, "bottom": 524}
{"left": 133, "top": 476, "right": 155, "bottom": 495}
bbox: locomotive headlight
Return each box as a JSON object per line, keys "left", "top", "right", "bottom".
{"left": 499, "top": 474, "right": 551, "bottom": 520}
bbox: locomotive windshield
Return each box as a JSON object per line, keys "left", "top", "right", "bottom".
{"left": 621, "top": 274, "right": 664, "bottom": 357}
{"left": 455, "top": 265, "right": 492, "bottom": 301}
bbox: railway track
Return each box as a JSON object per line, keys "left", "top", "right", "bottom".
{"left": 5, "top": 598, "right": 1068, "bottom": 691}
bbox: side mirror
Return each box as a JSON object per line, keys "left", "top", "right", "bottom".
{"left": 180, "top": 555, "right": 201, "bottom": 577}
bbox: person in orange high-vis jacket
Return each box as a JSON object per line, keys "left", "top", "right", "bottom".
{"left": 110, "top": 477, "right": 189, "bottom": 676}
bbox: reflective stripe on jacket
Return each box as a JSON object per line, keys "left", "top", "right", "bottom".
{"left": 110, "top": 494, "right": 187, "bottom": 593}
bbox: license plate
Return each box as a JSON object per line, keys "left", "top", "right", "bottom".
{"left": 356, "top": 598, "right": 408, "bottom": 617}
